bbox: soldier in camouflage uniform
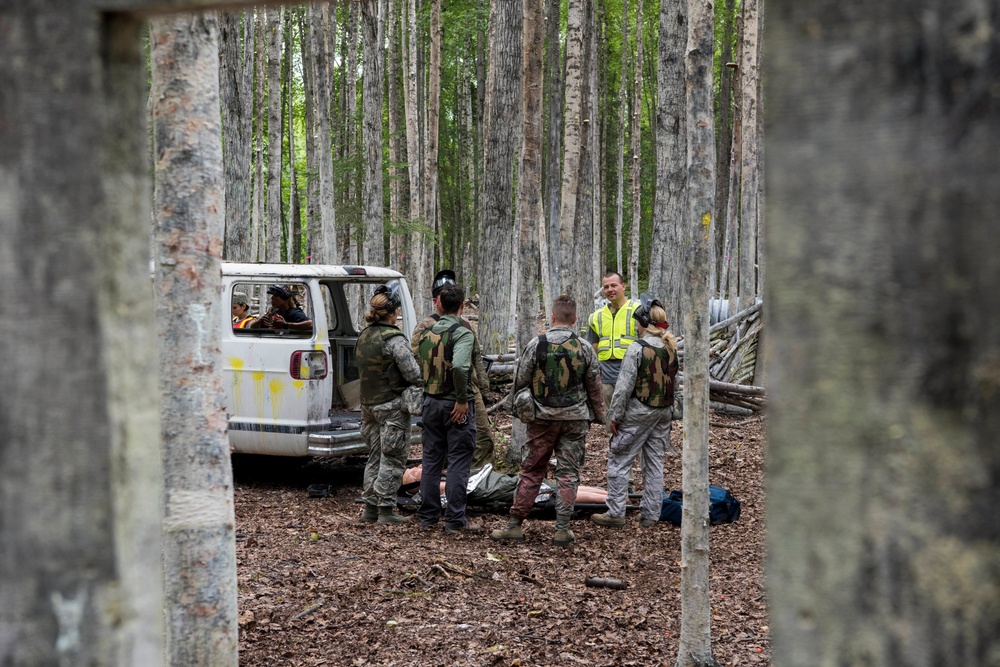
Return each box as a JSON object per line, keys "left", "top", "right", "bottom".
{"left": 411, "top": 269, "right": 496, "bottom": 471}
{"left": 490, "top": 295, "right": 606, "bottom": 547}
{"left": 591, "top": 294, "right": 679, "bottom": 529}
{"left": 356, "top": 282, "right": 423, "bottom": 525}
{"left": 414, "top": 284, "right": 483, "bottom": 535}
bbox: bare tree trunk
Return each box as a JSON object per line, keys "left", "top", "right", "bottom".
{"left": 710, "top": 0, "right": 736, "bottom": 296}
{"left": 615, "top": 0, "right": 630, "bottom": 278}
{"left": 402, "top": 0, "right": 425, "bottom": 305}
{"left": 361, "top": 0, "right": 386, "bottom": 266}
{"left": 628, "top": 0, "right": 645, "bottom": 299}
{"left": 571, "top": 0, "right": 596, "bottom": 316}
{"left": 265, "top": 7, "right": 283, "bottom": 262}
{"left": 543, "top": 0, "right": 563, "bottom": 305}
{"left": 252, "top": 9, "right": 266, "bottom": 261}
{"left": 220, "top": 10, "right": 254, "bottom": 261}
{"left": 675, "top": 0, "right": 717, "bottom": 663}
{"left": 424, "top": 0, "right": 441, "bottom": 267}
{"left": 0, "top": 9, "right": 163, "bottom": 664}
{"left": 478, "top": 0, "right": 522, "bottom": 354}
{"left": 310, "top": 3, "right": 337, "bottom": 264}
{"left": 150, "top": 13, "right": 238, "bottom": 666}
{"left": 591, "top": 0, "right": 604, "bottom": 301}
{"left": 720, "top": 100, "right": 741, "bottom": 304}
{"left": 342, "top": 2, "right": 360, "bottom": 264}
{"left": 300, "top": 7, "right": 318, "bottom": 264}
{"left": 769, "top": 0, "right": 1000, "bottom": 663}
{"left": 286, "top": 11, "right": 301, "bottom": 263}
{"left": 649, "top": 0, "right": 687, "bottom": 330}
{"left": 387, "top": 0, "right": 403, "bottom": 268}
{"left": 556, "top": 0, "right": 585, "bottom": 298}
{"left": 736, "top": 0, "right": 760, "bottom": 308}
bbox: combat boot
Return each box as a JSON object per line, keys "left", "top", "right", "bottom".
{"left": 590, "top": 512, "right": 626, "bottom": 528}
{"left": 377, "top": 506, "right": 411, "bottom": 525}
{"left": 490, "top": 518, "right": 525, "bottom": 542}
{"left": 358, "top": 503, "right": 378, "bottom": 523}
{"left": 552, "top": 518, "right": 575, "bottom": 547}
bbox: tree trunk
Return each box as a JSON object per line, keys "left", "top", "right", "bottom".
{"left": 424, "top": 0, "right": 442, "bottom": 268}
{"left": 361, "top": 0, "right": 386, "bottom": 266}
{"left": 736, "top": 0, "right": 760, "bottom": 309}
{"left": 543, "top": 0, "right": 563, "bottom": 307}
{"left": 219, "top": 10, "right": 254, "bottom": 261}
{"left": 675, "top": 0, "right": 717, "bottom": 663}
{"left": 628, "top": 0, "right": 645, "bottom": 299}
{"left": 150, "top": 13, "right": 238, "bottom": 666}
{"left": 252, "top": 9, "right": 266, "bottom": 261}
{"left": 387, "top": 0, "right": 403, "bottom": 268}
{"left": 556, "top": 0, "right": 585, "bottom": 298}
{"left": 402, "top": 0, "right": 425, "bottom": 306}
{"left": 768, "top": 0, "right": 1000, "bottom": 664}
{"left": 310, "top": 3, "right": 337, "bottom": 264}
{"left": 650, "top": 0, "right": 687, "bottom": 330}
{"left": 0, "top": 9, "right": 163, "bottom": 664}
{"left": 571, "top": 0, "right": 597, "bottom": 317}
{"left": 710, "top": 0, "right": 736, "bottom": 296}
{"left": 342, "top": 2, "right": 360, "bottom": 264}
{"left": 615, "top": 0, "right": 630, "bottom": 278}
{"left": 286, "top": 10, "right": 301, "bottom": 263}
{"left": 265, "top": 7, "right": 283, "bottom": 262}
{"left": 478, "top": 0, "right": 522, "bottom": 354}
{"left": 299, "top": 7, "right": 319, "bottom": 265}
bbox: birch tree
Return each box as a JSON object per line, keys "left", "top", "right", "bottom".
{"left": 477, "top": 0, "right": 522, "bottom": 354}
{"left": 649, "top": 0, "right": 687, "bottom": 330}
{"left": 614, "top": 0, "right": 630, "bottom": 276}
{"left": 675, "top": 0, "right": 716, "bottom": 663}
{"left": 150, "top": 13, "right": 238, "bottom": 665}
{"left": 736, "top": 0, "right": 760, "bottom": 308}
{"left": 543, "top": 0, "right": 563, "bottom": 308}
{"left": 0, "top": 7, "right": 163, "bottom": 663}
{"left": 309, "top": 3, "right": 337, "bottom": 264}
{"left": 425, "top": 0, "right": 442, "bottom": 263}
{"left": 768, "top": 0, "right": 1000, "bottom": 663}
{"left": 286, "top": 11, "right": 302, "bottom": 263}
{"left": 556, "top": 0, "right": 586, "bottom": 297}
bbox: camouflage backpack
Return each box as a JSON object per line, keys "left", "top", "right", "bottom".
{"left": 632, "top": 340, "right": 678, "bottom": 408}
{"left": 357, "top": 323, "right": 408, "bottom": 405}
{"left": 531, "top": 333, "right": 587, "bottom": 407}
{"left": 417, "top": 321, "right": 462, "bottom": 396}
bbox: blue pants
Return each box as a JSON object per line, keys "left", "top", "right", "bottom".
{"left": 418, "top": 396, "right": 476, "bottom": 528}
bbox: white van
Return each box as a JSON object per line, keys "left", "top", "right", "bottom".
{"left": 221, "top": 262, "right": 419, "bottom": 457}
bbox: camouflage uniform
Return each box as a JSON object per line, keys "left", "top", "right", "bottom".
{"left": 412, "top": 314, "right": 495, "bottom": 470}
{"left": 357, "top": 323, "right": 422, "bottom": 509}
{"left": 605, "top": 332, "right": 679, "bottom": 522}
{"left": 414, "top": 315, "right": 477, "bottom": 530}
{"left": 508, "top": 326, "right": 606, "bottom": 526}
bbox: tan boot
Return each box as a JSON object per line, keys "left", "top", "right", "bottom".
{"left": 490, "top": 519, "right": 525, "bottom": 542}
{"left": 358, "top": 503, "right": 378, "bottom": 523}
{"left": 552, "top": 528, "right": 575, "bottom": 547}
{"left": 377, "top": 506, "right": 411, "bottom": 525}
{"left": 590, "top": 512, "right": 626, "bottom": 528}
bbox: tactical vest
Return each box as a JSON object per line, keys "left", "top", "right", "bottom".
{"left": 632, "top": 340, "right": 677, "bottom": 408}
{"left": 531, "top": 333, "right": 588, "bottom": 407}
{"left": 357, "top": 323, "right": 409, "bottom": 405}
{"left": 589, "top": 301, "right": 640, "bottom": 361}
{"left": 417, "top": 320, "right": 463, "bottom": 396}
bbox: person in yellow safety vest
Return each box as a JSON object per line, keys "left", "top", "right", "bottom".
{"left": 586, "top": 271, "right": 641, "bottom": 411}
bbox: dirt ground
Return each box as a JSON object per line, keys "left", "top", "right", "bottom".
{"left": 234, "top": 403, "right": 769, "bottom": 667}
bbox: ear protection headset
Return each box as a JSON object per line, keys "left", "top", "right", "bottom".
{"left": 633, "top": 292, "right": 665, "bottom": 328}
{"left": 374, "top": 280, "right": 402, "bottom": 312}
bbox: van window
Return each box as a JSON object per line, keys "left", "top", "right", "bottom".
{"left": 230, "top": 282, "right": 313, "bottom": 338}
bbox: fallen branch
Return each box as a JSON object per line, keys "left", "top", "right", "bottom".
{"left": 289, "top": 598, "right": 324, "bottom": 621}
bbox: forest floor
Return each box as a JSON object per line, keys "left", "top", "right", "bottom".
{"left": 233, "top": 402, "right": 769, "bottom": 667}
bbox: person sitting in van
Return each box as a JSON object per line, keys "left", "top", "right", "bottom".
{"left": 231, "top": 291, "right": 255, "bottom": 328}
{"left": 250, "top": 284, "right": 312, "bottom": 331}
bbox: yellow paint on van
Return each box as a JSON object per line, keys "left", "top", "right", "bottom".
{"left": 269, "top": 379, "right": 285, "bottom": 421}
{"left": 228, "top": 357, "right": 245, "bottom": 412}
{"left": 252, "top": 371, "right": 266, "bottom": 419}
{"left": 292, "top": 380, "right": 305, "bottom": 400}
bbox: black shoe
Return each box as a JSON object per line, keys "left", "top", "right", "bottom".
{"left": 418, "top": 521, "right": 439, "bottom": 532}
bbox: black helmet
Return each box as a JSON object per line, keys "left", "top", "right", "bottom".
{"left": 633, "top": 292, "right": 665, "bottom": 328}
{"left": 373, "top": 280, "right": 402, "bottom": 312}
{"left": 431, "top": 269, "right": 457, "bottom": 297}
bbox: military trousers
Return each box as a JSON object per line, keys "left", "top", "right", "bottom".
{"left": 418, "top": 396, "right": 476, "bottom": 529}
{"left": 471, "top": 387, "right": 495, "bottom": 471}
{"left": 605, "top": 411, "right": 673, "bottom": 521}
{"left": 360, "top": 402, "right": 411, "bottom": 508}
{"left": 509, "top": 419, "right": 589, "bottom": 522}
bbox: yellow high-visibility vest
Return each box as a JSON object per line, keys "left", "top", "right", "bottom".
{"left": 588, "top": 300, "right": 639, "bottom": 361}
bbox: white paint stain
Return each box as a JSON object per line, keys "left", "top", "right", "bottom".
{"left": 50, "top": 587, "right": 87, "bottom": 656}
{"left": 188, "top": 302, "right": 209, "bottom": 365}
{"left": 163, "top": 489, "right": 233, "bottom": 532}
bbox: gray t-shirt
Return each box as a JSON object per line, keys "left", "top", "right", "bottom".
{"left": 586, "top": 324, "right": 623, "bottom": 384}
